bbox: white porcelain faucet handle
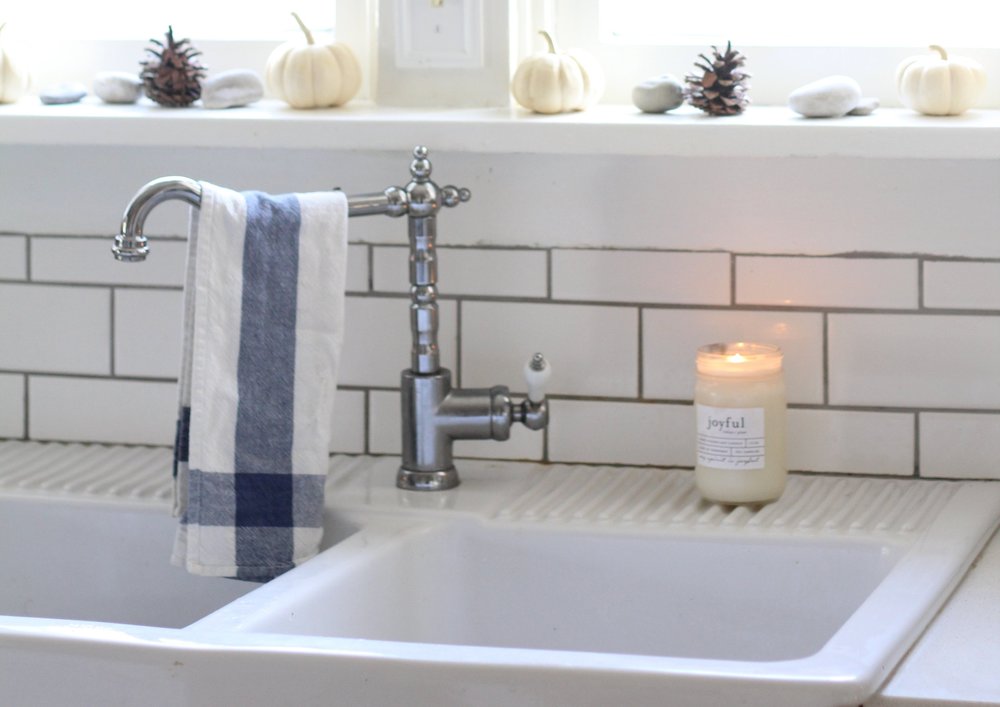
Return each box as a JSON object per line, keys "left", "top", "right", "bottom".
{"left": 524, "top": 353, "right": 551, "bottom": 404}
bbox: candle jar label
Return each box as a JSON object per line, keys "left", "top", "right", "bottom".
{"left": 696, "top": 405, "right": 766, "bottom": 470}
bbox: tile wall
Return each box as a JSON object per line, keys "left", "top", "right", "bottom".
{"left": 3, "top": 232, "right": 1000, "bottom": 480}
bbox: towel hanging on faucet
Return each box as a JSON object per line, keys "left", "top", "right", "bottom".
{"left": 172, "top": 182, "right": 348, "bottom": 581}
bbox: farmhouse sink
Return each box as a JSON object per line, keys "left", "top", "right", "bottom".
{"left": 191, "top": 458, "right": 1000, "bottom": 706}
{"left": 0, "top": 443, "right": 256, "bottom": 627}
{"left": 1, "top": 443, "right": 999, "bottom": 707}
{"left": 199, "top": 522, "right": 900, "bottom": 662}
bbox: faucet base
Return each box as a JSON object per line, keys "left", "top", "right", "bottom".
{"left": 396, "top": 466, "right": 459, "bottom": 492}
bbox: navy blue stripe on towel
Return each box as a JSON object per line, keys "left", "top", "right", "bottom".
{"left": 233, "top": 192, "right": 301, "bottom": 545}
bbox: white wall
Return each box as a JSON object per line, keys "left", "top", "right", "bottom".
{"left": 2, "top": 143, "right": 999, "bottom": 479}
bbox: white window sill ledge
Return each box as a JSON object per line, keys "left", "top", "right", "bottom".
{"left": 2, "top": 98, "right": 998, "bottom": 159}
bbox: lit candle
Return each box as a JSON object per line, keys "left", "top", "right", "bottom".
{"left": 694, "top": 342, "right": 787, "bottom": 504}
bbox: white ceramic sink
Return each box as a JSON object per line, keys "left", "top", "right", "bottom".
{"left": 2, "top": 443, "right": 999, "bottom": 707}
{"left": 207, "top": 522, "right": 900, "bottom": 663}
{"left": 0, "top": 495, "right": 255, "bottom": 627}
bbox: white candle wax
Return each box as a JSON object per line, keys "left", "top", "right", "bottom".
{"left": 694, "top": 342, "right": 787, "bottom": 504}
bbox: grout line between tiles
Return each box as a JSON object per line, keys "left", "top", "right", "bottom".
{"left": 22, "top": 374, "right": 29, "bottom": 440}
{"left": 822, "top": 313, "right": 830, "bottom": 406}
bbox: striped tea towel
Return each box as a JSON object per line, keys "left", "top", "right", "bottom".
{"left": 172, "top": 183, "right": 348, "bottom": 581}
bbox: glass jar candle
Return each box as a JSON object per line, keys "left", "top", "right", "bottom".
{"left": 694, "top": 342, "right": 787, "bottom": 505}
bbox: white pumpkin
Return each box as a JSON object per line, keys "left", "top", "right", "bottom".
{"left": 265, "top": 12, "right": 361, "bottom": 109}
{"left": 511, "top": 31, "right": 604, "bottom": 114}
{"left": 896, "top": 45, "right": 986, "bottom": 116}
{"left": 0, "top": 23, "right": 32, "bottom": 104}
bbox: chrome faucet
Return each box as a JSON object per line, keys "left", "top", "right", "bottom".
{"left": 112, "top": 145, "right": 550, "bottom": 492}
{"left": 394, "top": 149, "right": 550, "bottom": 490}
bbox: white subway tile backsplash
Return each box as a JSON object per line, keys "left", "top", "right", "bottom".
{"left": 0, "top": 236, "right": 27, "bottom": 280}
{"left": 462, "top": 301, "right": 638, "bottom": 397}
{"left": 0, "top": 374, "right": 25, "bottom": 438}
{"left": 330, "top": 389, "right": 366, "bottom": 454}
{"left": 368, "top": 390, "right": 399, "bottom": 454}
{"left": 29, "top": 376, "right": 176, "bottom": 445}
{"left": 643, "top": 309, "right": 824, "bottom": 404}
{"left": 553, "top": 250, "right": 730, "bottom": 305}
{"left": 32, "top": 237, "right": 187, "bottom": 287}
{"left": 787, "top": 408, "right": 914, "bottom": 475}
{"left": 920, "top": 413, "right": 1000, "bottom": 479}
{"left": 373, "top": 246, "right": 548, "bottom": 298}
{"left": 548, "top": 399, "right": 693, "bottom": 466}
{"left": 114, "top": 289, "right": 183, "bottom": 379}
{"left": 0, "top": 283, "right": 110, "bottom": 375}
{"left": 339, "top": 296, "right": 457, "bottom": 387}
{"left": 829, "top": 314, "right": 1000, "bottom": 408}
{"left": 345, "top": 244, "right": 369, "bottom": 293}
{"left": 924, "top": 261, "right": 1000, "bottom": 310}
{"left": 736, "top": 256, "right": 918, "bottom": 309}
{"left": 367, "top": 390, "right": 543, "bottom": 460}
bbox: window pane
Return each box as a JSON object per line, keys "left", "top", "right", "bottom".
{"left": 6, "top": 3, "right": 335, "bottom": 40}
{"left": 600, "top": 1, "right": 1000, "bottom": 48}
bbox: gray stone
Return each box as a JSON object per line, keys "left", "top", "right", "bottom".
{"left": 94, "top": 71, "right": 143, "bottom": 104}
{"left": 201, "top": 69, "right": 264, "bottom": 110}
{"left": 632, "top": 74, "right": 685, "bottom": 114}
{"left": 39, "top": 82, "right": 88, "bottom": 105}
{"left": 848, "top": 97, "right": 880, "bottom": 116}
{"left": 788, "top": 75, "right": 862, "bottom": 118}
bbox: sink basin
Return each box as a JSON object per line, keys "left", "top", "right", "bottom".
{"left": 211, "top": 522, "right": 901, "bottom": 663}
{"left": 2, "top": 445, "right": 999, "bottom": 707}
{"left": 190, "top": 460, "right": 1000, "bottom": 706}
{"left": 0, "top": 442, "right": 256, "bottom": 627}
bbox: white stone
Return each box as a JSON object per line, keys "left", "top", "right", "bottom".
{"left": 788, "top": 75, "right": 862, "bottom": 118}
{"left": 39, "top": 83, "right": 87, "bottom": 105}
{"left": 632, "top": 75, "right": 685, "bottom": 114}
{"left": 849, "top": 97, "right": 880, "bottom": 116}
{"left": 201, "top": 69, "right": 263, "bottom": 110}
{"left": 93, "top": 72, "right": 143, "bottom": 104}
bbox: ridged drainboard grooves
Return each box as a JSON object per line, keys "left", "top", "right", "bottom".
{"left": 0, "top": 441, "right": 173, "bottom": 503}
{"left": 495, "top": 466, "right": 958, "bottom": 537}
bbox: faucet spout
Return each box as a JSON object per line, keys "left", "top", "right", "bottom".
{"left": 113, "top": 176, "right": 202, "bottom": 262}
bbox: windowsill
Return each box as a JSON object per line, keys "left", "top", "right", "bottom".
{"left": 2, "top": 98, "right": 1000, "bottom": 159}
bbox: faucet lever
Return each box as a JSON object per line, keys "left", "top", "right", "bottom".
{"left": 514, "top": 353, "right": 550, "bottom": 431}
{"left": 523, "top": 353, "right": 551, "bottom": 403}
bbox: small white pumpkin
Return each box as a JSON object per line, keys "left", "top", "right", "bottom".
{"left": 511, "top": 31, "right": 604, "bottom": 114}
{"left": 896, "top": 45, "right": 986, "bottom": 116}
{"left": 265, "top": 12, "right": 361, "bottom": 109}
{"left": 0, "top": 23, "right": 32, "bottom": 104}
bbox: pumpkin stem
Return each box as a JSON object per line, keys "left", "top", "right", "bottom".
{"left": 929, "top": 45, "right": 948, "bottom": 60}
{"left": 538, "top": 30, "right": 557, "bottom": 54}
{"left": 291, "top": 12, "right": 315, "bottom": 45}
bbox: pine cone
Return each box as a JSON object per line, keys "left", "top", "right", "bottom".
{"left": 139, "top": 26, "right": 206, "bottom": 107}
{"left": 685, "top": 41, "right": 750, "bottom": 116}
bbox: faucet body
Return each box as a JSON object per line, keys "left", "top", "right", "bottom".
{"left": 112, "top": 146, "right": 548, "bottom": 492}
{"left": 394, "top": 147, "right": 548, "bottom": 491}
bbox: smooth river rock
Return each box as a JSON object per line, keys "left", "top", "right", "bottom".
{"left": 201, "top": 69, "right": 264, "bottom": 109}
{"left": 39, "top": 82, "right": 88, "bottom": 105}
{"left": 788, "top": 75, "right": 862, "bottom": 118}
{"left": 848, "top": 97, "right": 880, "bottom": 116}
{"left": 94, "top": 71, "right": 143, "bottom": 104}
{"left": 632, "top": 74, "right": 685, "bottom": 113}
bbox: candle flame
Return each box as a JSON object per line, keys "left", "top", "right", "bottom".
{"left": 727, "top": 353, "right": 747, "bottom": 364}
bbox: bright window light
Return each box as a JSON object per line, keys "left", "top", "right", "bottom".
{"left": 599, "top": 1, "right": 1000, "bottom": 48}
{"left": 4, "top": 4, "right": 335, "bottom": 41}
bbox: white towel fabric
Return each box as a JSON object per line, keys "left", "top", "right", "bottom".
{"left": 171, "top": 183, "right": 348, "bottom": 581}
